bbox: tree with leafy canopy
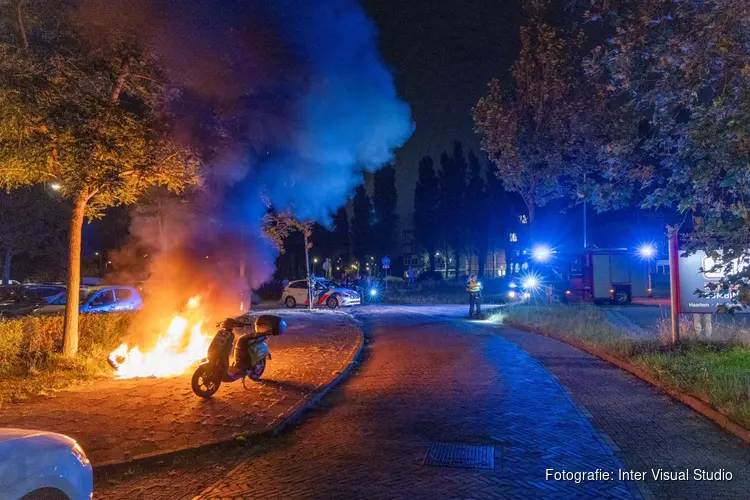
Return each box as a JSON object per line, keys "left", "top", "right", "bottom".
{"left": 465, "top": 151, "right": 487, "bottom": 276}
{"left": 439, "top": 143, "right": 468, "bottom": 279}
{"left": 372, "top": 165, "right": 399, "bottom": 260}
{"left": 584, "top": 0, "right": 750, "bottom": 306}
{"left": 350, "top": 184, "right": 373, "bottom": 271}
{"left": 413, "top": 156, "right": 440, "bottom": 271}
{"left": 473, "top": 0, "right": 598, "bottom": 229}
{"left": 0, "top": 1, "right": 200, "bottom": 355}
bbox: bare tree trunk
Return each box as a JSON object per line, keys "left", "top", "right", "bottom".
{"left": 16, "top": 1, "right": 29, "bottom": 51}
{"left": 3, "top": 248, "right": 11, "bottom": 284}
{"left": 63, "top": 191, "right": 87, "bottom": 357}
{"left": 454, "top": 249, "right": 460, "bottom": 280}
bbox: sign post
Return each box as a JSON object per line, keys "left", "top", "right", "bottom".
{"left": 322, "top": 258, "right": 331, "bottom": 279}
{"left": 381, "top": 256, "right": 391, "bottom": 293}
{"left": 304, "top": 229, "right": 313, "bottom": 311}
{"left": 668, "top": 232, "right": 680, "bottom": 344}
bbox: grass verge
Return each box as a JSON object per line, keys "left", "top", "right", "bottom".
{"left": 497, "top": 304, "right": 750, "bottom": 430}
{"left": 0, "top": 313, "right": 133, "bottom": 406}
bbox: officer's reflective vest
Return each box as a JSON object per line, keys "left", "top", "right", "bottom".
{"left": 467, "top": 281, "right": 482, "bottom": 293}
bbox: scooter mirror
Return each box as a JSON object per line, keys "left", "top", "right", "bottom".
{"left": 255, "top": 314, "right": 286, "bottom": 335}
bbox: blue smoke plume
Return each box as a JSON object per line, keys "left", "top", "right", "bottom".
{"left": 83, "top": 0, "right": 412, "bottom": 291}
{"left": 250, "top": 0, "right": 413, "bottom": 221}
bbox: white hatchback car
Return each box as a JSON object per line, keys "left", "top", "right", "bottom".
{"left": 282, "top": 279, "right": 361, "bottom": 309}
{"left": 0, "top": 429, "right": 93, "bottom": 500}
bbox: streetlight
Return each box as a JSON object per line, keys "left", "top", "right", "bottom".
{"left": 638, "top": 244, "right": 656, "bottom": 297}
{"left": 638, "top": 244, "right": 656, "bottom": 259}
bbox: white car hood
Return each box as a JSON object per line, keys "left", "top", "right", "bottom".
{"left": 0, "top": 428, "right": 76, "bottom": 448}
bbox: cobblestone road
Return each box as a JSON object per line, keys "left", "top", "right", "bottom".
{"left": 0, "top": 310, "right": 361, "bottom": 465}
{"left": 498, "top": 326, "right": 750, "bottom": 499}
{"left": 93, "top": 305, "right": 750, "bottom": 499}
{"left": 197, "top": 307, "right": 639, "bottom": 499}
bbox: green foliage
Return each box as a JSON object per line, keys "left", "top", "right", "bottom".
{"left": 0, "top": 0, "right": 201, "bottom": 211}
{"left": 262, "top": 211, "right": 312, "bottom": 254}
{"left": 0, "top": 0, "right": 201, "bottom": 354}
{"left": 473, "top": 8, "right": 597, "bottom": 223}
{"left": 0, "top": 312, "right": 134, "bottom": 404}
{"left": 585, "top": 0, "right": 750, "bottom": 304}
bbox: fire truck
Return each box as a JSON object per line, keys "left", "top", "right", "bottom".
{"left": 563, "top": 248, "right": 649, "bottom": 304}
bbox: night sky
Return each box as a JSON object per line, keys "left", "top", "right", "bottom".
{"left": 361, "top": 0, "right": 520, "bottom": 227}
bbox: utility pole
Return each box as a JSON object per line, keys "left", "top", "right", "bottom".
{"left": 240, "top": 226, "right": 249, "bottom": 312}
{"left": 304, "top": 229, "right": 313, "bottom": 311}
{"left": 583, "top": 172, "right": 588, "bottom": 249}
{"left": 668, "top": 231, "right": 681, "bottom": 344}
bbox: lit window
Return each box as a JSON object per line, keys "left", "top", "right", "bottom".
{"left": 509, "top": 233, "right": 518, "bottom": 242}
{"left": 519, "top": 215, "right": 528, "bottom": 224}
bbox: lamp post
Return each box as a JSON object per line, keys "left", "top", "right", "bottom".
{"left": 638, "top": 244, "right": 656, "bottom": 298}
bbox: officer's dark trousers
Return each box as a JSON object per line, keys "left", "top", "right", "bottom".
{"left": 469, "top": 292, "right": 481, "bottom": 317}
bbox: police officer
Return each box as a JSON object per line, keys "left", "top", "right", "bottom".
{"left": 466, "top": 274, "right": 483, "bottom": 318}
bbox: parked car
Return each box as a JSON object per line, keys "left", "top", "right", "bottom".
{"left": 32, "top": 286, "right": 143, "bottom": 315}
{"left": 281, "top": 279, "right": 361, "bottom": 309}
{"left": 0, "top": 428, "right": 93, "bottom": 500}
{"left": 0, "top": 285, "right": 66, "bottom": 318}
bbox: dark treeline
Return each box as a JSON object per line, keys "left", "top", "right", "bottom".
{"left": 276, "top": 143, "right": 524, "bottom": 281}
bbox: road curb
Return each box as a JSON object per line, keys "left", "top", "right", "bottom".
{"left": 506, "top": 321, "right": 750, "bottom": 445}
{"left": 95, "top": 317, "right": 365, "bottom": 472}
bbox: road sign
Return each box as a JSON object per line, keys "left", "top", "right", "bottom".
{"left": 381, "top": 256, "right": 391, "bottom": 269}
{"left": 678, "top": 249, "right": 749, "bottom": 313}
{"left": 322, "top": 260, "right": 331, "bottom": 271}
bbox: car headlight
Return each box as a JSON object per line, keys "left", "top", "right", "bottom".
{"left": 72, "top": 442, "right": 89, "bottom": 466}
{"left": 507, "top": 290, "right": 516, "bottom": 298}
{"left": 370, "top": 289, "right": 377, "bottom": 296}
{"left": 509, "top": 282, "right": 517, "bottom": 289}
{"left": 523, "top": 277, "right": 538, "bottom": 289}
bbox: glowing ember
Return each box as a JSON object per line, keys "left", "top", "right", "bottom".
{"left": 108, "top": 297, "right": 212, "bottom": 379}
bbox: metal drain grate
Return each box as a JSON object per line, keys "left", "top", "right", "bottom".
{"left": 422, "top": 442, "right": 495, "bottom": 470}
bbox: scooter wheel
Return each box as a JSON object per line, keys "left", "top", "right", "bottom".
{"left": 248, "top": 358, "right": 266, "bottom": 381}
{"left": 192, "top": 365, "right": 221, "bottom": 398}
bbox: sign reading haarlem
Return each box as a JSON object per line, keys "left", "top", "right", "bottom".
{"left": 678, "top": 250, "right": 748, "bottom": 313}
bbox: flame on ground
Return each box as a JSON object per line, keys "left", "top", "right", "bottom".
{"left": 108, "top": 296, "right": 212, "bottom": 379}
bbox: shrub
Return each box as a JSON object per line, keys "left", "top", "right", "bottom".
{"left": 0, "top": 313, "right": 134, "bottom": 375}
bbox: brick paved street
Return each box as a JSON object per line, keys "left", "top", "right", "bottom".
{"left": 196, "top": 306, "right": 639, "bottom": 499}
{"left": 0, "top": 310, "right": 361, "bottom": 466}
{"left": 92, "top": 305, "right": 750, "bottom": 499}
{"left": 498, "top": 326, "right": 750, "bottom": 499}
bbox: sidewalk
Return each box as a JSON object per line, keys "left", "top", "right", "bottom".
{"left": 497, "top": 326, "right": 750, "bottom": 500}
{"left": 0, "top": 310, "right": 363, "bottom": 466}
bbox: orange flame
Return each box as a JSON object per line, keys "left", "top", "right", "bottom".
{"left": 109, "top": 296, "right": 212, "bottom": 379}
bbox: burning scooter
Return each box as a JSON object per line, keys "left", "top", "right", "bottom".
{"left": 191, "top": 314, "right": 286, "bottom": 398}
